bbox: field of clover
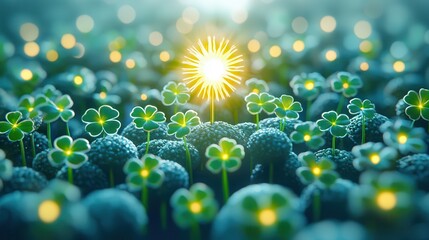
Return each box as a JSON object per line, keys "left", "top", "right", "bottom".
{"left": 1, "top": 0, "right": 429, "bottom": 240}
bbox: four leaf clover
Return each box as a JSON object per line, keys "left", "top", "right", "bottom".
{"left": 289, "top": 72, "right": 325, "bottom": 100}
{"left": 38, "top": 94, "right": 75, "bottom": 123}
{"left": 18, "top": 95, "right": 47, "bottom": 119}
{"left": 402, "top": 88, "right": 429, "bottom": 121}
{"left": 273, "top": 95, "right": 303, "bottom": 120}
{"left": 316, "top": 111, "right": 350, "bottom": 138}
{"left": 161, "top": 81, "right": 190, "bottom": 106}
{"left": 331, "top": 72, "right": 362, "bottom": 98}
{"left": 130, "top": 105, "right": 166, "bottom": 131}
{"left": 167, "top": 110, "right": 201, "bottom": 139}
{"left": 81, "top": 105, "right": 121, "bottom": 137}
{"left": 205, "top": 138, "right": 245, "bottom": 174}
{"left": 123, "top": 154, "right": 165, "bottom": 191}
{"left": 48, "top": 136, "right": 91, "bottom": 169}
{"left": 380, "top": 119, "right": 426, "bottom": 154}
{"left": 290, "top": 121, "right": 325, "bottom": 150}
{"left": 296, "top": 151, "right": 339, "bottom": 188}
{"left": 0, "top": 111, "right": 34, "bottom": 142}
{"left": 245, "top": 92, "right": 276, "bottom": 115}
{"left": 351, "top": 142, "right": 397, "bottom": 171}
{"left": 245, "top": 78, "right": 269, "bottom": 94}
{"left": 347, "top": 98, "right": 375, "bottom": 119}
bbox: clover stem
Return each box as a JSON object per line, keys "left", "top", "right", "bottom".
{"left": 145, "top": 131, "right": 151, "bottom": 155}
{"left": 410, "top": 120, "right": 415, "bottom": 127}
{"left": 255, "top": 113, "right": 260, "bottom": 130}
{"left": 331, "top": 136, "right": 336, "bottom": 157}
{"left": 47, "top": 123, "right": 52, "bottom": 149}
{"left": 19, "top": 139, "right": 27, "bottom": 167}
{"left": 361, "top": 115, "right": 366, "bottom": 144}
{"left": 279, "top": 118, "right": 285, "bottom": 132}
{"left": 269, "top": 162, "right": 274, "bottom": 183}
{"left": 183, "top": 137, "right": 193, "bottom": 184}
{"left": 141, "top": 185, "right": 148, "bottom": 209}
{"left": 190, "top": 223, "right": 201, "bottom": 240}
{"left": 210, "top": 90, "right": 215, "bottom": 124}
{"left": 66, "top": 122, "right": 71, "bottom": 136}
{"left": 30, "top": 133, "right": 36, "bottom": 158}
{"left": 306, "top": 99, "right": 312, "bottom": 121}
{"left": 160, "top": 201, "right": 167, "bottom": 230}
{"left": 174, "top": 104, "right": 178, "bottom": 115}
{"left": 109, "top": 167, "right": 115, "bottom": 187}
{"left": 313, "top": 189, "right": 321, "bottom": 221}
{"left": 222, "top": 168, "right": 229, "bottom": 203}
{"left": 68, "top": 167, "right": 74, "bottom": 184}
{"left": 336, "top": 95, "right": 345, "bottom": 113}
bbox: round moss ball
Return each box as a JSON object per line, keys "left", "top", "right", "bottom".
{"left": 1, "top": 167, "right": 48, "bottom": 195}
{"left": 56, "top": 162, "right": 109, "bottom": 195}
{"left": 32, "top": 149, "right": 63, "bottom": 179}
{"left": 315, "top": 148, "right": 360, "bottom": 182}
{"left": 247, "top": 128, "right": 292, "bottom": 165}
{"left": 397, "top": 154, "right": 429, "bottom": 191}
{"left": 294, "top": 220, "right": 368, "bottom": 240}
{"left": 347, "top": 113, "right": 390, "bottom": 145}
{"left": 235, "top": 122, "right": 257, "bottom": 143}
{"left": 152, "top": 160, "right": 189, "bottom": 200}
{"left": 83, "top": 189, "right": 147, "bottom": 240}
{"left": 260, "top": 117, "right": 302, "bottom": 136}
{"left": 121, "top": 122, "right": 172, "bottom": 146}
{"left": 137, "top": 139, "right": 173, "bottom": 158}
{"left": 158, "top": 140, "right": 200, "bottom": 170}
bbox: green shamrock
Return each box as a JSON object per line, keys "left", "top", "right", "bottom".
{"left": 274, "top": 95, "right": 303, "bottom": 131}
{"left": 245, "top": 78, "right": 269, "bottom": 94}
{"left": 161, "top": 81, "right": 190, "bottom": 106}
{"left": 41, "top": 84, "right": 62, "bottom": 101}
{"left": 170, "top": 183, "right": 218, "bottom": 229}
{"left": 167, "top": 110, "right": 201, "bottom": 139}
{"left": 130, "top": 105, "right": 166, "bottom": 131}
{"left": 18, "top": 94, "right": 47, "bottom": 118}
{"left": 316, "top": 111, "right": 350, "bottom": 138}
{"left": 331, "top": 72, "right": 362, "bottom": 98}
{"left": 93, "top": 82, "right": 121, "bottom": 105}
{"left": 205, "top": 137, "right": 245, "bottom": 202}
{"left": 38, "top": 95, "right": 75, "bottom": 123}
{"left": 0, "top": 149, "right": 13, "bottom": 190}
{"left": 0, "top": 111, "right": 34, "bottom": 142}
{"left": 380, "top": 119, "right": 426, "bottom": 154}
{"left": 402, "top": 88, "right": 429, "bottom": 121}
{"left": 351, "top": 142, "right": 397, "bottom": 171}
{"left": 347, "top": 98, "right": 375, "bottom": 119}
{"left": 245, "top": 92, "right": 276, "bottom": 129}
{"left": 289, "top": 72, "right": 325, "bottom": 101}
{"left": 48, "top": 136, "right": 90, "bottom": 169}
{"left": 81, "top": 105, "right": 121, "bottom": 137}
{"left": 290, "top": 121, "right": 325, "bottom": 150}
{"left": 296, "top": 151, "right": 339, "bottom": 188}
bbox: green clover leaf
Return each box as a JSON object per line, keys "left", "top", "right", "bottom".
{"left": 347, "top": 98, "right": 376, "bottom": 119}
{"left": 380, "top": 119, "right": 427, "bottom": 154}
{"left": 130, "top": 105, "right": 166, "bottom": 132}
{"left": 296, "top": 151, "right": 338, "bottom": 188}
{"left": 161, "top": 81, "right": 190, "bottom": 106}
{"left": 123, "top": 154, "right": 165, "bottom": 190}
{"left": 38, "top": 94, "right": 75, "bottom": 123}
{"left": 273, "top": 95, "right": 303, "bottom": 119}
{"left": 316, "top": 111, "right": 350, "bottom": 138}
{"left": 245, "top": 92, "right": 276, "bottom": 115}
{"left": 81, "top": 105, "right": 121, "bottom": 137}
{"left": 351, "top": 142, "right": 397, "bottom": 171}
{"left": 289, "top": 72, "right": 325, "bottom": 100}
{"left": 167, "top": 110, "right": 201, "bottom": 139}
{"left": 331, "top": 72, "right": 362, "bottom": 98}
{"left": 205, "top": 137, "right": 245, "bottom": 174}
{"left": 0, "top": 111, "right": 34, "bottom": 142}
{"left": 290, "top": 121, "right": 325, "bottom": 150}
{"left": 170, "top": 183, "right": 218, "bottom": 228}
{"left": 48, "top": 136, "right": 90, "bottom": 169}
{"left": 18, "top": 94, "right": 48, "bottom": 119}
{"left": 403, "top": 88, "right": 429, "bottom": 121}
{"left": 245, "top": 78, "right": 269, "bottom": 94}
{"left": 42, "top": 84, "right": 62, "bottom": 101}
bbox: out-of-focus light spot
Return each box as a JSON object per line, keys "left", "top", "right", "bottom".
{"left": 176, "top": 18, "right": 193, "bottom": 34}
{"left": 149, "top": 32, "right": 163, "bottom": 46}
{"left": 125, "top": 59, "right": 136, "bottom": 69}
{"left": 182, "top": 7, "right": 200, "bottom": 24}
{"left": 292, "top": 17, "right": 308, "bottom": 34}
{"left": 292, "top": 40, "right": 305, "bottom": 52}
{"left": 20, "top": 23, "right": 39, "bottom": 41}
{"left": 38, "top": 200, "right": 60, "bottom": 223}
{"left": 390, "top": 41, "right": 408, "bottom": 59}
{"left": 231, "top": 9, "right": 248, "bottom": 24}
{"left": 140, "top": 93, "right": 148, "bottom": 101}
{"left": 359, "top": 40, "right": 373, "bottom": 53}
{"left": 74, "top": 43, "right": 85, "bottom": 58}
{"left": 24, "top": 42, "right": 40, "bottom": 57}
{"left": 61, "top": 34, "right": 76, "bottom": 49}
{"left": 109, "top": 37, "right": 126, "bottom": 51}
{"left": 320, "top": 16, "right": 336, "bottom": 33}
{"left": 360, "top": 62, "right": 369, "bottom": 71}
{"left": 73, "top": 76, "right": 83, "bottom": 85}
{"left": 20, "top": 69, "right": 33, "bottom": 81}
{"left": 393, "top": 60, "right": 405, "bottom": 73}
{"left": 189, "top": 201, "right": 202, "bottom": 213}
{"left": 191, "top": 0, "right": 250, "bottom": 12}
{"left": 76, "top": 15, "right": 94, "bottom": 33}
{"left": 118, "top": 5, "right": 136, "bottom": 24}
{"left": 46, "top": 50, "right": 59, "bottom": 62}
{"left": 269, "top": 45, "right": 282, "bottom": 58}
{"left": 376, "top": 191, "right": 397, "bottom": 211}
{"left": 109, "top": 51, "right": 122, "bottom": 63}
{"left": 354, "top": 20, "right": 372, "bottom": 39}
{"left": 248, "top": 39, "right": 260, "bottom": 53}
{"left": 159, "top": 51, "right": 170, "bottom": 62}
{"left": 325, "top": 50, "right": 337, "bottom": 61}
{"left": 99, "top": 92, "right": 107, "bottom": 99}
{"left": 258, "top": 209, "right": 277, "bottom": 226}
{"left": 369, "top": 153, "right": 380, "bottom": 164}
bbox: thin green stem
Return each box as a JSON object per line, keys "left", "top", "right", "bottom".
{"left": 68, "top": 167, "right": 74, "bottom": 184}
{"left": 411, "top": 120, "right": 415, "bottom": 127}
{"left": 109, "top": 167, "right": 114, "bottom": 187}
{"left": 66, "top": 122, "right": 71, "bottom": 136}
{"left": 210, "top": 91, "right": 215, "bottom": 124}
{"left": 306, "top": 99, "right": 312, "bottom": 121}
{"left": 183, "top": 137, "right": 193, "bottom": 184}
{"left": 19, "top": 139, "right": 27, "bottom": 167}
{"left": 30, "top": 133, "right": 36, "bottom": 158}
{"left": 141, "top": 185, "right": 148, "bottom": 209}
{"left": 190, "top": 223, "right": 201, "bottom": 240}
{"left": 332, "top": 136, "right": 336, "bottom": 157}
{"left": 269, "top": 162, "right": 274, "bottom": 183}
{"left": 280, "top": 118, "right": 285, "bottom": 132}
{"left": 336, "top": 95, "right": 345, "bottom": 113}
{"left": 174, "top": 104, "right": 178, "bottom": 114}
{"left": 161, "top": 201, "right": 167, "bottom": 230}
{"left": 222, "top": 168, "right": 229, "bottom": 203}
{"left": 145, "top": 131, "right": 150, "bottom": 155}
{"left": 47, "top": 123, "right": 52, "bottom": 149}
{"left": 313, "top": 189, "right": 321, "bottom": 221}
{"left": 361, "top": 115, "right": 366, "bottom": 144}
{"left": 255, "top": 114, "right": 260, "bottom": 130}
{"left": 103, "top": 132, "right": 107, "bottom": 138}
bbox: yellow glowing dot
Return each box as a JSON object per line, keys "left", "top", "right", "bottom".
{"left": 38, "top": 200, "right": 60, "bottom": 223}
{"left": 269, "top": 45, "right": 282, "bottom": 58}
{"left": 20, "top": 22, "right": 39, "bottom": 41}
{"left": 303, "top": 134, "right": 311, "bottom": 142}
{"left": 320, "top": 16, "right": 336, "bottom": 33}
{"left": 61, "top": 34, "right": 76, "bottom": 49}
{"left": 325, "top": 50, "right": 337, "bottom": 61}
{"left": 140, "top": 169, "right": 149, "bottom": 178}
{"left": 125, "top": 59, "right": 136, "bottom": 69}
{"left": 418, "top": 104, "right": 423, "bottom": 109}
{"left": 98, "top": 118, "right": 104, "bottom": 125}
{"left": 46, "top": 50, "right": 59, "bottom": 62}
{"left": 342, "top": 82, "right": 349, "bottom": 89}
{"left": 140, "top": 94, "right": 148, "bottom": 101}
{"left": 65, "top": 150, "right": 72, "bottom": 156}
{"left": 12, "top": 123, "right": 18, "bottom": 129}
{"left": 149, "top": 31, "right": 163, "bottom": 46}
{"left": 73, "top": 76, "right": 83, "bottom": 85}
{"left": 20, "top": 69, "right": 33, "bottom": 81}
{"left": 248, "top": 39, "right": 261, "bottom": 53}
{"left": 159, "top": 51, "right": 170, "bottom": 62}
{"left": 28, "top": 107, "right": 34, "bottom": 112}
{"left": 24, "top": 42, "right": 40, "bottom": 57}
{"left": 360, "top": 62, "right": 369, "bottom": 71}
{"left": 258, "top": 209, "right": 276, "bottom": 226}
{"left": 304, "top": 81, "right": 315, "bottom": 90}
{"left": 189, "top": 201, "right": 202, "bottom": 213}
{"left": 332, "top": 122, "right": 336, "bottom": 126}
{"left": 369, "top": 153, "right": 380, "bottom": 164}
{"left": 99, "top": 92, "right": 107, "bottom": 99}
{"left": 57, "top": 107, "right": 64, "bottom": 112}
{"left": 397, "top": 134, "right": 408, "bottom": 144}
{"left": 359, "top": 40, "right": 373, "bottom": 53}
{"left": 393, "top": 61, "right": 405, "bottom": 73}
{"left": 221, "top": 153, "right": 229, "bottom": 161}
{"left": 109, "top": 51, "right": 122, "bottom": 63}
{"left": 252, "top": 89, "right": 259, "bottom": 94}
{"left": 376, "top": 191, "right": 397, "bottom": 211}
{"left": 312, "top": 167, "right": 321, "bottom": 176}
{"left": 292, "top": 40, "right": 305, "bottom": 52}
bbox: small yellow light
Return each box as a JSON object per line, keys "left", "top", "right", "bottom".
{"left": 140, "top": 94, "right": 148, "bottom": 101}
{"left": 65, "top": 150, "right": 72, "bottom": 156}
{"left": 252, "top": 89, "right": 259, "bottom": 94}
{"left": 24, "top": 42, "right": 40, "bottom": 57}
{"left": 159, "top": 51, "right": 170, "bottom": 62}
{"left": 376, "top": 191, "right": 397, "bottom": 211}
{"left": 325, "top": 50, "right": 337, "bottom": 61}
{"left": 258, "top": 209, "right": 277, "bottom": 226}
{"left": 418, "top": 104, "right": 423, "bottom": 109}
{"left": 61, "top": 34, "right": 76, "bottom": 49}
{"left": 46, "top": 50, "right": 59, "bottom": 62}
{"left": 28, "top": 107, "right": 34, "bottom": 112}
{"left": 269, "top": 45, "right": 282, "bottom": 58}
{"left": 393, "top": 61, "right": 405, "bottom": 73}
{"left": 57, "top": 107, "right": 64, "bottom": 112}
{"left": 73, "top": 76, "right": 83, "bottom": 85}
{"left": 304, "top": 81, "right": 315, "bottom": 90}
{"left": 12, "top": 123, "right": 18, "bottom": 129}
{"left": 312, "top": 167, "right": 321, "bottom": 176}
{"left": 342, "top": 82, "right": 349, "bottom": 89}
{"left": 303, "top": 134, "right": 311, "bottom": 142}
{"left": 397, "top": 133, "right": 408, "bottom": 144}
{"left": 20, "top": 69, "right": 33, "bottom": 81}
{"left": 38, "top": 200, "right": 61, "bottom": 223}
{"left": 369, "top": 153, "right": 380, "bottom": 164}
{"left": 292, "top": 40, "right": 305, "bottom": 52}
{"left": 221, "top": 153, "right": 229, "bottom": 161}
{"left": 189, "top": 201, "right": 202, "bottom": 213}
{"left": 248, "top": 39, "right": 261, "bottom": 53}
{"left": 99, "top": 92, "right": 107, "bottom": 99}
{"left": 359, "top": 40, "right": 373, "bottom": 53}
{"left": 98, "top": 118, "right": 104, "bottom": 125}
{"left": 140, "top": 169, "right": 149, "bottom": 178}
{"left": 109, "top": 51, "right": 122, "bottom": 63}
{"left": 125, "top": 59, "right": 136, "bottom": 69}
{"left": 360, "top": 62, "right": 369, "bottom": 71}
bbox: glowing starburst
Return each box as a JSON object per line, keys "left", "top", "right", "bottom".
{"left": 183, "top": 36, "right": 244, "bottom": 101}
